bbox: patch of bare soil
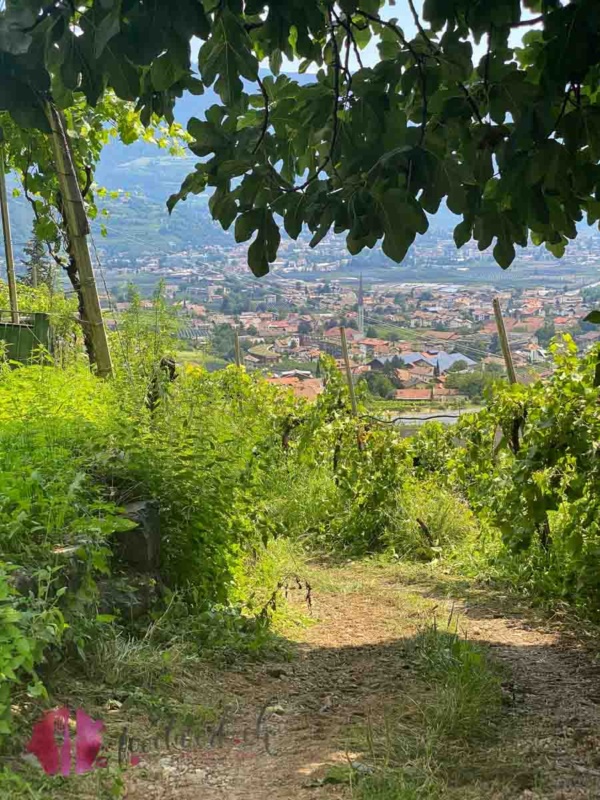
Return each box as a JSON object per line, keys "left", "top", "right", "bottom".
{"left": 458, "top": 602, "right": 600, "bottom": 799}
{"left": 125, "top": 564, "right": 600, "bottom": 799}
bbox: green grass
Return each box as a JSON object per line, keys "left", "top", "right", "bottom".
{"left": 349, "top": 619, "right": 508, "bottom": 800}
{"left": 366, "top": 323, "right": 421, "bottom": 342}
{"left": 365, "top": 398, "right": 476, "bottom": 413}
{"left": 174, "top": 349, "right": 228, "bottom": 371}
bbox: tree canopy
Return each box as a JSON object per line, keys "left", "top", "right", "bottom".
{"left": 20, "top": 228, "right": 54, "bottom": 289}
{"left": 1, "top": 1, "right": 600, "bottom": 276}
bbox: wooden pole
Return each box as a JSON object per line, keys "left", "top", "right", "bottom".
{"left": 234, "top": 327, "right": 242, "bottom": 368}
{"left": 45, "top": 103, "right": 113, "bottom": 378}
{"left": 0, "top": 130, "right": 19, "bottom": 323}
{"left": 493, "top": 297, "right": 517, "bottom": 384}
{"left": 339, "top": 326, "right": 358, "bottom": 415}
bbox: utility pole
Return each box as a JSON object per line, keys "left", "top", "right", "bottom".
{"left": 493, "top": 297, "right": 517, "bottom": 384}
{"left": 339, "top": 326, "right": 358, "bottom": 416}
{"left": 0, "top": 127, "right": 19, "bottom": 323}
{"left": 45, "top": 103, "right": 113, "bottom": 378}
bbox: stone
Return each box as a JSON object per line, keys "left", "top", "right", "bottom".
{"left": 115, "top": 500, "right": 161, "bottom": 572}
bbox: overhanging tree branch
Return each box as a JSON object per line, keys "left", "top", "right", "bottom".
{"left": 407, "top": 0, "right": 484, "bottom": 125}
{"left": 327, "top": 7, "right": 342, "bottom": 176}
{"left": 510, "top": 15, "right": 544, "bottom": 27}
{"left": 332, "top": 8, "right": 364, "bottom": 72}
{"left": 281, "top": 9, "right": 343, "bottom": 193}
{"left": 252, "top": 75, "right": 270, "bottom": 155}
{"left": 357, "top": 9, "right": 428, "bottom": 145}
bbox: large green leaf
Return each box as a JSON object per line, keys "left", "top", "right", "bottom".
{"left": 209, "top": 187, "right": 237, "bottom": 230}
{"left": 199, "top": 9, "right": 258, "bottom": 104}
{"left": 379, "top": 189, "right": 418, "bottom": 262}
{"left": 493, "top": 237, "right": 516, "bottom": 269}
{"left": 94, "top": 0, "right": 122, "bottom": 58}
{"left": 247, "top": 208, "right": 281, "bottom": 277}
{"left": 453, "top": 219, "right": 471, "bottom": 248}
{"left": 151, "top": 52, "right": 187, "bottom": 92}
{"left": 234, "top": 208, "right": 262, "bottom": 243}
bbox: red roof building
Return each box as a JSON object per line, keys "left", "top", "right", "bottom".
{"left": 394, "top": 389, "right": 432, "bottom": 401}
{"left": 266, "top": 376, "right": 324, "bottom": 402}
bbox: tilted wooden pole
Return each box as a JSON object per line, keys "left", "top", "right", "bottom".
{"left": 493, "top": 298, "right": 517, "bottom": 385}
{"left": 45, "top": 103, "right": 113, "bottom": 378}
{"left": 234, "top": 327, "right": 242, "bottom": 367}
{"left": 0, "top": 129, "right": 19, "bottom": 323}
{"left": 339, "top": 326, "right": 358, "bottom": 416}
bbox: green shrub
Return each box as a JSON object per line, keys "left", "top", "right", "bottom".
{"left": 103, "top": 364, "right": 296, "bottom": 598}
{"left": 355, "top": 622, "right": 502, "bottom": 800}
{"left": 447, "top": 338, "right": 600, "bottom": 616}
{"left": 385, "top": 479, "right": 479, "bottom": 560}
{"left": 0, "top": 564, "right": 66, "bottom": 736}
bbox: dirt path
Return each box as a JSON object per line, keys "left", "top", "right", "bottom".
{"left": 125, "top": 563, "right": 600, "bottom": 800}
{"left": 457, "top": 597, "right": 600, "bottom": 798}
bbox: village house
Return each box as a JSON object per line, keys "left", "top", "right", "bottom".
{"left": 247, "top": 345, "right": 280, "bottom": 364}
{"left": 359, "top": 338, "right": 394, "bottom": 358}
{"left": 266, "top": 375, "right": 324, "bottom": 401}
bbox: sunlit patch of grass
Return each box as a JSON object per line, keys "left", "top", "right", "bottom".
{"left": 409, "top": 620, "right": 503, "bottom": 741}
{"left": 304, "top": 556, "right": 410, "bottom": 593}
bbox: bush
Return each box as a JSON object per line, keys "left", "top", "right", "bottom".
{"left": 104, "top": 365, "right": 296, "bottom": 597}
{"left": 0, "top": 565, "right": 66, "bottom": 736}
{"left": 385, "top": 479, "right": 479, "bottom": 560}
{"left": 0, "top": 357, "right": 299, "bottom": 738}
{"left": 443, "top": 338, "right": 600, "bottom": 617}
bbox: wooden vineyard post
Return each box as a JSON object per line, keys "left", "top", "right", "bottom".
{"left": 339, "top": 326, "right": 358, "bottom": 416}
{"left": 234, "top": 327, "right": 242, "bottom": 368}
{"left": 0, "top": 128, "right": 19, "bottom": 323}
{"left": 492, "top": 296, "right": 523, "bottom": 458}
{"left": 340, "top": 326, "right": 365, "bottom": 451}
{"left": 493, "top": 297, "right": 517, "bottom": 385}
{"left": 45, "top": 103, "right": 113, "bottom": 378}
